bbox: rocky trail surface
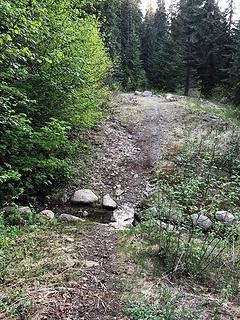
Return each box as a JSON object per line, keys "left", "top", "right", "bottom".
{"left": 41, "top": 93, "right": 187, "bottom": 319}
{"left": 80, "top": 93, "right": 183, "bottom": 205}
{"left": 30, "top": 93, "right": 207, "bottom": 319}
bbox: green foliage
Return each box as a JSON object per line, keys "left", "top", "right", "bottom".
{"left": 157, "top": 126, "right": 240, "bottom": 214}
{"left": 0, "top": 0, "right": 111, "bottom": 204}
{"left": 0, "top": 111, "right": 73, "bottom": 203}
{"left": 133, "top": 126, "right": 240, "bottom": 294}
{"left": 93, "top": 0, "right": 146, "bottom": 89}
{"left": 126, "top": 289, "right": 196, "bottom": 320}
{"left": 228, "top": 21, "right": 240, "bottom": 107}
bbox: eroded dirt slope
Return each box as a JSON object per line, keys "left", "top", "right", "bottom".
{"left": 78, "top": 93, "right": 185, "bottom": 205}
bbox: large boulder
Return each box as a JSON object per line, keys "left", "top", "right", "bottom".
{"left": 71, "top": 189, "right": 98, "bottom": 204}
{"left": 191, "top": 214, "right": 212, "bottom": 231}
{"left": 215, "top": 211, "right": 235, "bottom": 226}
{"left": 103, "top": 194, "right": 117, "bottom": 209}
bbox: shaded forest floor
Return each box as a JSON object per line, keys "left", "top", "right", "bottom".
{"left": 1, "top": 93, "right": 240, "bottom": 319}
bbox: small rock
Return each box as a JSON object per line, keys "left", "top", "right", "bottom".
{"left": 2, "top": 206, "right": 32, "bottom": 218}
{"left": 39, "top": 210, "right": 55, "bottom": 220}
{"left": 191, "top": 214, "right": 212, "bottom": 231}
{"left": 103, "top": 194, "right": 117, "bottom": 209}
{"left": 215, "top": 211, "right": 235, "bottom": 226}
{"left": 59, "top": 214, "right": 83, "bottom": 222}
{"left": 149, "top": 207, "right": 158, "bottom": 218}
{"left": 112, "top": 206, "right": 134, "bottom": 223}
{"left": 115, "top": 186, "right": 124, "bottom": 197}
{"left": 156, "top": 221, "right": 175, "bottom": 231}
{"left": 135, "top": 91, "right": 142, "bottom": 96}
{"left": 165, "top": 213, "right": 179, "bottom": 223}
{"left": 219, "top": 97, "right": 228, "bottom": 105}
{"left": 142, "top": 91, "right": 153, "bottom": 97}
{"left": 109, "top": 219, "right": 133, "bottom": 230}
{"left": 82, "top": 260, "right": 99, "bottom": 268}
{"left": 71, "top": 189, "right": 98, "bottom": 204}
{"left": 83, "top": 210, "right": 89, "bottom": 218}
{"left": 64, "top": 237, "right": 75, "bottom": 243}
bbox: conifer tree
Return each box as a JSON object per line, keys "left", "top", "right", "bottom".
{"left": 228, "top": 21, "right": 240, "bottom": 105}
{"left": 195, "top": 0, "right": 230, "bottom": 96}
{"left": 119, "top": 0, "right": 146, "bottom": 89}
{"left": 171, "top": 0, "right": 203, "bottom": 95}
{"left": 142, "top": 5, "right": 156, "bottom": 85}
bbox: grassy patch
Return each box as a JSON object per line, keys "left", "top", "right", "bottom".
{"left": 186, "top": 99, "right": 240, "bottom": 122}
{"left": 126, "top": 287, "right": 197, "bottom": 320}
{"left": 0, "top": 218, "right": 92, "bottom": 318}
{"left": 119, "top": 121, "right": 240, "bottom": 319}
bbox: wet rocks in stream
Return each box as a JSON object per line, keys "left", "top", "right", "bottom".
{"left": 71, "top": 189, "right": 99, "bottom": 204}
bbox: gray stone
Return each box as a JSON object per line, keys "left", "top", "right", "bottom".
{"left": 71, "top": 189, "right": 98, "bottom": 204}
{"left": 109, "top": 219, "right": 133, "bottom": 230}
{"left": 149, "top": 207, "right": 158, "bottom": 218}
{"left": 115, "top": 186, "right": 124, "bottom": 197}
{"left": 103, "top": 194, "right": 117, "bottom": 209}
{"left": 219, "top": 97, "right": 228, "bottom": 105}
{"left": 142, "top": 91, "right": 153, "bottom": 97}
{"left": 82, "top": 260, "right": 99, "bottom": 268}
{"left": 59, "top": 214, "right": 83, "bottom": 222}
{"left": 191, "top": 214, "right": 212, "bottom": 231}
{"left": 2, "top": 206, "right": 32, "bottom": 218}
{"left": 215, "top": 211, "right": 235, "bottom": 226}
{"left": 135, "top": 91, "right": 142, "bottom": 96}
{"left": 155, "top": 221, "right": 175, "bottom": 231}
{"left": 165, "top": 213, "right": 179, "bottom": 223}
{"left": 110, "top": 205, "right": 135, "bottom": 230}
{"left": 112, "top": 206, "right": 134, "bottom": 223}
{"left": 40, "top": 210, "right": 55, "bottom": 220}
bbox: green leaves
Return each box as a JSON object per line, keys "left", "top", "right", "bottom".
{"left": 0, "top": 0, "right": 111, "bottom": 204}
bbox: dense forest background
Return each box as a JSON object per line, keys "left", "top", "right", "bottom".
{"left": 1, "top": 0, "right": 240, "bottom": 205}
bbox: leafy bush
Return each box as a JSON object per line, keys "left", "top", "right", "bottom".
{"left": 135, "top": 125, "right": 240, "bottom": 295}
{"left": 0, "top": 109, "right": 73, "bottom": 203}
{"left": 0, "top": 0, "right": 111, "bottom": 204}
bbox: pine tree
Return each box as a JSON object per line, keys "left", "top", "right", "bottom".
{"left": 119, "top": 0, "right": 146, "bottom": 89}
{"left": 141, "top": 4, "right": 156, "bottom": 86}
{"left": 228, "top": 21, "right": 240, "bottom": 105}
{"left": 195, "top": 0, "right": 231, "bottom": 96}
{"left": 171, "top": 0, "right": 203, "bottom": 96}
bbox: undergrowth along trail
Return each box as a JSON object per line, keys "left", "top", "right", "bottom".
{"left": 1, "top": 93, "right": 240, "bottom": 319}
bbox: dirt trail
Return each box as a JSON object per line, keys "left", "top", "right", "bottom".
{"left": 80, "top": 93, "right": 184, "bottom": 205}
{"left": 45, "top": 93, "right": 186, "bottom": 319}
{"left": 64, "top": 94, "right": 184, "bottom": 318}
{"left": 30, "top": 94, "right": 236, "bottom": 319}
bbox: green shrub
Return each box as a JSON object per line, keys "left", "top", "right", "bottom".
{"left": 0, "top": 111, "right": 73, "bottom": 204}
{"left": 0, "top": 0, "right": 111, "bottom": 204}
{"left": 135, "top": 126, "right": 240, "bottom": 295}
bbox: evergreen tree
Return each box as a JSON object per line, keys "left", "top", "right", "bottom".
{"left": 142, "top": 5, "right": 156, "bottom": 86}
{"left": 228, "top": 21, "right": 240, "bottom": 105}
{"left": 152, "top": 0, "right": 182, "bottom": 91}
{"left": 119, "top": 0, "right": 146, "bottom": 89}
{"left": 195, "top": 0, "right": 230, "bottom": 96}
{"left": 171, "top": 0, "right": 203, "bottom": 96}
